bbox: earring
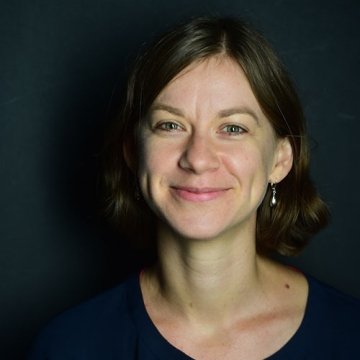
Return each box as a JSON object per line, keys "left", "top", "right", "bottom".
{"left": 270, "top": 183, "right": 277, "bottom": 208}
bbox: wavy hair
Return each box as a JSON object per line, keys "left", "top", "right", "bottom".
{"left": 103, "top": 16, "right": 329, "bottom": 256}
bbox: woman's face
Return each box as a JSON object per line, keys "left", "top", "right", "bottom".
{"left": 136, "top": 56, "right": 292, "bottom": 241}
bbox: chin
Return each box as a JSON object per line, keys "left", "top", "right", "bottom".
{"left": 166, "top": 220, "right": 232, "bottom": 242}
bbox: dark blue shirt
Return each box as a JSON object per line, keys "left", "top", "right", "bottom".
{"left": 28, "top": 274, "right": 360, "bottom": 359}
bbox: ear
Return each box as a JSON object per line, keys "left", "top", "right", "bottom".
{"left": 123, "top": 137, "right": 137, "bottom": 174}
{"left": 269, "top": 137, "right": 293, "bottom": 184}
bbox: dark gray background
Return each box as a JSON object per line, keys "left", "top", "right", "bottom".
{"left": 1, "top": 0, "right": 359, "bottom": 358}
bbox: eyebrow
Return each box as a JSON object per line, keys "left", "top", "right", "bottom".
{"left": 218, "top": 107, "right": 259, "bottom": 124}
{"left": 150, "top": 103, "right": 185, "bottom": 117}
{"left": 150, "top": 103, "right": 259, "bottom": 124}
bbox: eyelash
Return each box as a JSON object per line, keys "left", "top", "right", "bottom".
{"left": 155, "top": 121, "right": 183, "bottom": 132}
{"left": 153, "top": 121, "right": 247, "bottom": 136}
{"left": 220, "top": 124, "right": 247, "bottom": 136}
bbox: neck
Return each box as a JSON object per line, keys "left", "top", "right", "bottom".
{"left": 143, "top": 223, "right": 268, "bottom": 326}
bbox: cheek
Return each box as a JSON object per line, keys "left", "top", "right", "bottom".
{"left": 137, "top": 138, "right": 176, "bottom": 183}
{"left": 223, "top": 144, "right": 265, "bottom": 175}
{"left": 137, "top": 136, "right": 158, "bottom": 172}
{"left": 137, "top": 142, "right": 158, "bottom": 203}
{"left": 222, "top": 141, "right": 276, "bottom": 191}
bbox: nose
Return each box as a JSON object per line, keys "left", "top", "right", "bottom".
{"left": 179, "top": 133, "right": 220, "bottom": 174}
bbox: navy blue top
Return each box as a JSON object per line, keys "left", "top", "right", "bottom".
{"left": 28, "top": 274, "right": 360, "bottom": 359}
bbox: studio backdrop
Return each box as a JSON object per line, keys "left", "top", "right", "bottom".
{"left": 1, "top": 0, "right": 359, "bottom": 359}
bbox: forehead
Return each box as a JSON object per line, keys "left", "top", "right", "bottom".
{"left": 153, "top": 56, "right": 264, "bottom": 118}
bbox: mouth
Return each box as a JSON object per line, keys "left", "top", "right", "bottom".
{"left": 170, "top": 186, "right": 230, "bottom": 202}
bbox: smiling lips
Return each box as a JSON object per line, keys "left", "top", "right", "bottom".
{"left": 171, "top": 186, "right": 230, "bottom": 202}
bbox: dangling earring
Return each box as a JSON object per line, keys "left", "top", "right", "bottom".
{"left": 270, "top": 183, "right": 277, "bottom": 208}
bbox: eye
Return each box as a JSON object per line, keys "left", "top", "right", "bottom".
{"left": 156, "top": 121, "right": 184, "bottom": 132}
{"left": 220, "top": 124, "right": 246, "bottom": 136}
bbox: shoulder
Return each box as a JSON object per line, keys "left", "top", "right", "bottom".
{"left": 307, "top": 275, "right": 360, "bottom": 324}
{"left": 27, "top": 275, "right": 139, "bottom": 359}
{"left": 304, "top": 275, "right": 360, "bottom": 353}
{"left": 270, "top": 274, "right": 360, "bottom": 359}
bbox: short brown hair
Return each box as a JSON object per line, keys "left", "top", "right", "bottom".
{"left": 103, "top": 16, "right": 329, "bottom": 256}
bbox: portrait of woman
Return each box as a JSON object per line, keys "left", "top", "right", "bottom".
{"left": 27, "top": 16, "right": 360, "bottom": 359}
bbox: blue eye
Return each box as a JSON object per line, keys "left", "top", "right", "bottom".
{"left": 157, "top": 122, "right": 182, "bottom": 131}
{"left": 222, "top": 124, "right": 246, "bottom": 135}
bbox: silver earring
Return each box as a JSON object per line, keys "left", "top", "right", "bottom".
{"left": 270, "top": 183, "right": 277, "bottom": 208}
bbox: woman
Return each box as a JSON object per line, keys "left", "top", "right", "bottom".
{"left": 29, "top": 16, "right": 360, "bottom": 359}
